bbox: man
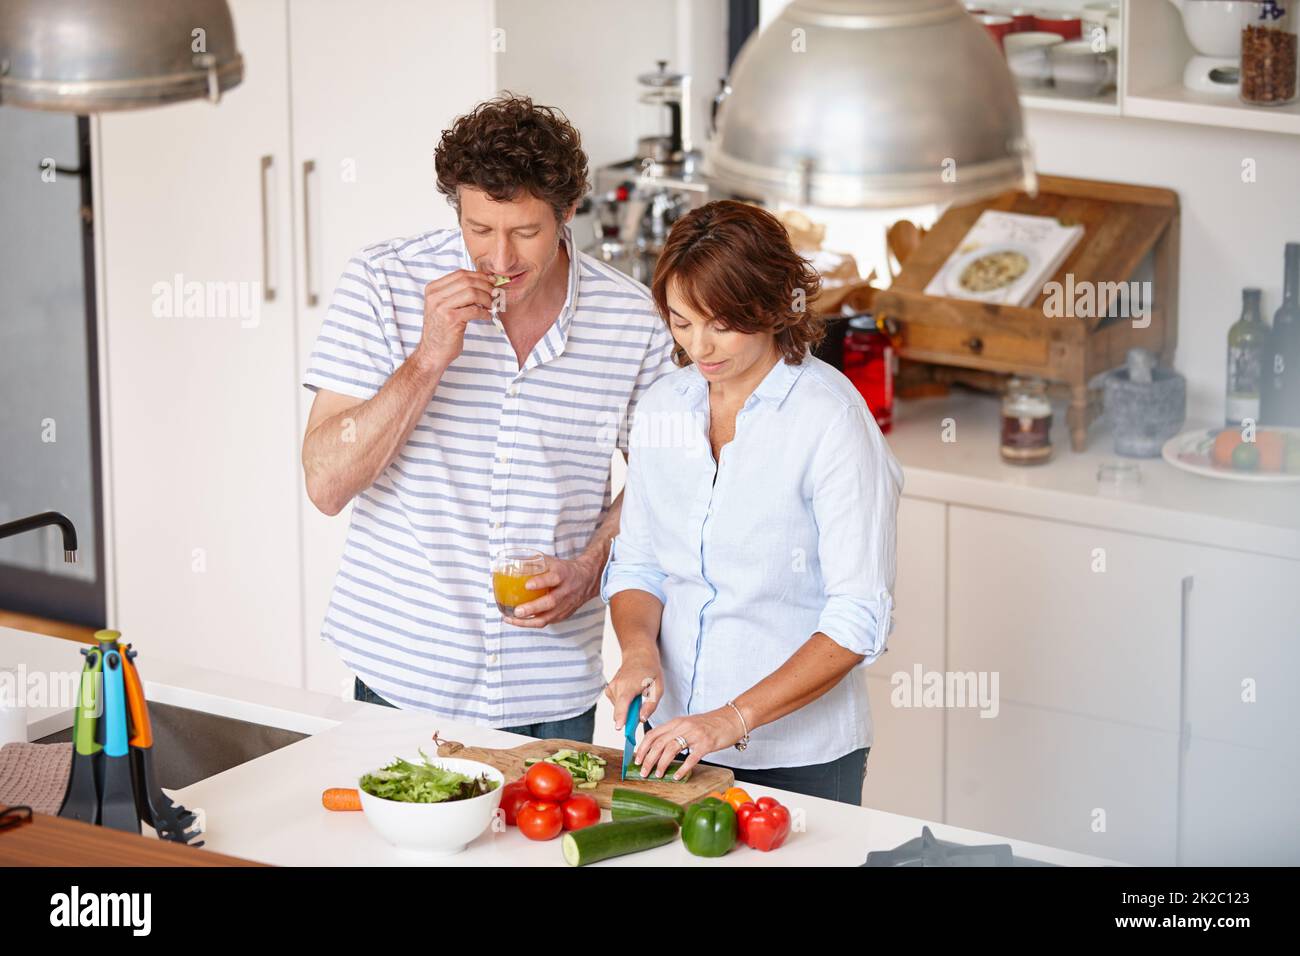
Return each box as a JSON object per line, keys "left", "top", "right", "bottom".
{"left": 301, "top": 94, "right": 675, "bottom": 742}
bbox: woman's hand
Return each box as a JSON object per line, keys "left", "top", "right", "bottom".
{"left": 604, "top": 647, "right": 664, "bottom": 729}
{"left": 633, "top": 706, "right": 747, "bottom": 780}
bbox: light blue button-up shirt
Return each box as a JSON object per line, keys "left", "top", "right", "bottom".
{"left": 600, "top": 353, "right": 904, "bottom": 769}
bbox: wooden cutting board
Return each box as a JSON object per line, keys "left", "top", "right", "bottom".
{"left": 434, "top": 736, "right": 733, "bottom": 809}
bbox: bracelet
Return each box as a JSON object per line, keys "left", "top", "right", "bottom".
{"left": 725, "top": 700, "right": 750, "bottom": 752}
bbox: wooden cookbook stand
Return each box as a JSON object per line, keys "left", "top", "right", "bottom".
{"left": 874, "top": 175, "right": 1180, "bottom": 451}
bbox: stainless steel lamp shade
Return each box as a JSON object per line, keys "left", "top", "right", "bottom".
{"left": 706, "top": 0, "right": 1035, "bottom": 208}
{"left": 0, "top": 0, "right": 243, "bottom": 112}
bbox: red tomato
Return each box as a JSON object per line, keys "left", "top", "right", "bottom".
{"left": 499, "top": 779, "right": 532, "bottom": 826}
{"left": 524, "top": 762, "right": 574, "bottom": 803}
{"left": 516, "top": 800, "right": 564, "bottom": 841}
{"left": 561, "top": 794, "right": 601, "bottom": 831}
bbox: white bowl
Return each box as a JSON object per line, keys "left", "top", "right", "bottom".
{"left": 1005, "top": 31, "right": 1065, "bottom": 87}
{"left": 357, "top": 756, "right": 504, "bottom": 857}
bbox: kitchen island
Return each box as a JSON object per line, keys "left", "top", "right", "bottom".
{"left": 2, "top": 626, "right": 1117, "bottom": 867}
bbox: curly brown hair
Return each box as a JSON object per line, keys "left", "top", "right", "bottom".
{"left": 651, "top": 201, "right": 825, "bottom": 366}
{"left": 434, "top": 93, "right": 589, "bottom": 221}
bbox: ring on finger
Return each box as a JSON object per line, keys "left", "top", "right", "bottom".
{"left": 674, "top": 734, "right": 689, "bottom": 753}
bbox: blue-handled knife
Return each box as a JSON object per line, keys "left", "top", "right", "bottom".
{"left": 620, "top": 694, "right": 642, "bottom": 781}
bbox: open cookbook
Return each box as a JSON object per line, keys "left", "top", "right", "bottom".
{"left": 923, "top": 210, "right": 1085, "bottom": 307}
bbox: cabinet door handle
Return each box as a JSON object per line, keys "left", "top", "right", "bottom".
{"left": 259, "top": 155, "right": 276, "bottom": 303}
{"left": 1175, "top": 574, "right": 1193, "bottom": 866}
{"left": 966, "top": 336, "right": 984, "bottom": 355}
{"left": 303, "top": 159, "right": 319, "bottom": 307}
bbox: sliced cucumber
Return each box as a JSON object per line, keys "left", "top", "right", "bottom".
{"left": 623, "top": 761, "right": 692, "bottom": 782}
{"left": 561, "top": 817, "right": 678, "bottom": 866}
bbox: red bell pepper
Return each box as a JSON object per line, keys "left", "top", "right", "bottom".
{"left": 737, "top": 796, "right": 790, "bottom": 851}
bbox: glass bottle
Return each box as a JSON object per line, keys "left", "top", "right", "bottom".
{"left": 1226, "top": 288, "right": 1270, "bottom": 426}
{"left": 1262, "top": 243, "right": 1300, "bottom": 426}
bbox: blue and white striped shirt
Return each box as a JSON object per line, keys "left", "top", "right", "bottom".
{"left": 303, "top": 226, "right": 676, "bottom": 726}
{"left": 601, "top": 355, "right": 903, "bottom": 769}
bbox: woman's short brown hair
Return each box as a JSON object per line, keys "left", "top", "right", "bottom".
{"left": 435, "top": 93, "right": 589, "bottom": 221}
{"left": 651, "top": 200, "right": 824, "bottom": 366}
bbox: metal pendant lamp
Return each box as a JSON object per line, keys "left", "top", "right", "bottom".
{"left": 0, "top": 0, "right": 242, "bottom": 112}
{"left": 706, "top": 0, "right": 1036, "bottom": 208}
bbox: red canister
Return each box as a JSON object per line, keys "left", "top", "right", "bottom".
{"left": 1034, "top": 10, "right": 1083, "bottom": 39}
{"left": 843, "top": 316, "right": 895, "bottom": 434}
{"left": 1004, "top": 7, "right": 1037, "bottom": 31}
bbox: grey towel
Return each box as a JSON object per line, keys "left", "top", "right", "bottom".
{"left": 0, "top": 741, "right": 72, "bottom": 815}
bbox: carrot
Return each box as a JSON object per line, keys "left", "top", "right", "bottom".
{"left": 322, "top": 787, "right": 362, "bottom": 811}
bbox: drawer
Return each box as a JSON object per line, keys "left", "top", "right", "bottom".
{"left": 901, "top": 322, "right": 1049, "bottom": 367}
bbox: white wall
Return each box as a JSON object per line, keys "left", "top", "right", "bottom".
{"left": 1023, "top": 107, "right": 1300, "bottom": 425}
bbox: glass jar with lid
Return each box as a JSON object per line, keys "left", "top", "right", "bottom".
{"left": 1000, "top": 377, "right": 1054, "bottom": 465}
{"left": 1240, "top": 0, "right": 1298, "bottom": 106}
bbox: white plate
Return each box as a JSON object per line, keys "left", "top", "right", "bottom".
{"left": 1161, "top": 426, "right": 1300, "bottom": 483}
{"left": 942, "top": 243, "right": 1040, "bottom": 304}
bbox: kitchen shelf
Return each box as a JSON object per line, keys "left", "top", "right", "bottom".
{"left": 1020, "top": 89, "right": 1121, "bottom": 115}
{"left": 1122, "top": 0, "right": 1300, "bottom": 137}
{"left": 988, "top": 1, "right": 1300, "bottom": 134}
{"left": 1124, "top": 83, "right": 1300, "bottom": 137}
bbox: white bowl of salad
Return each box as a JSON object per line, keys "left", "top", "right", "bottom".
{"left": 357, "top": 751, "right": 504, "bottom": 856}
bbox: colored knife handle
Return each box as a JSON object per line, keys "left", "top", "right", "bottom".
{"left": 73, "top": 648, "right": 102, "bottom": 757}
{"left": 120, "top": 647, "right": 153, "bottom": 749}
{"left": 102, "top": 650, "right": 128, "bottom": 758}
{"left": 625, "top": 694, "right": 642, "bottom": 744}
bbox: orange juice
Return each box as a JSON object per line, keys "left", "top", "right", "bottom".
{"left": 492, "top": 571, "right": 550, "bottom": 616}
{"left": 490, "top": 547, "right": 550, "bottom": 616}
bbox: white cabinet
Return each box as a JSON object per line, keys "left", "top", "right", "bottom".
{"left": 97, "top": 0, "right": 302, "bottom": 686}
{"left": 947, "top": 699, "right": 1181, "bottom": 866}
{"left": 942, "top": 504, "right": 1300, "bottom": 865}
{"left": 286, "top": 0, "right": 494, "bottom": 695}
{"left": 945, "top": 506, "right": 1188, "bottom": 864}
{"left": 863, "top": 496, "right": 946, "bottom": 820}
{"left": 96, "top": 0, "right": 495, "bottom": 689}
{"left": 1180, "top": 546, "right": 1300, "bottom": 865}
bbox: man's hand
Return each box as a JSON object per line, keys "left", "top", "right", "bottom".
{"left": 414, "top": 269, "right": 496, "bottom": 371}
{"left": 503, "top": 552, "right": 602, "bottom": 629}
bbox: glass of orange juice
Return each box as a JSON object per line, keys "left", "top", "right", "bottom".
{"left": 492, "top": 547, "right": 551, "bottom": 617}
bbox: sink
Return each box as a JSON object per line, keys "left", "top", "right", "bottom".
{"left": 34, "top": 699, "right": 309, "bottom": 790}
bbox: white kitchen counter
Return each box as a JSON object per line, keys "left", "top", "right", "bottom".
{"left": 2, "top": 626, "right": 1118, "bottom": 867}
{"left": 171, "top": 700, "right": 1119, "bottom": 867}
{"left": 886, "top": 391, "right": 1300, "bottom": 562}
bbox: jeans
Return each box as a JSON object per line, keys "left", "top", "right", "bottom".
{"left": 645, "top": 715, "right": 870, "bottom": 806}
{"left": 353, "top": 677, "right": 597, "bottom": 743}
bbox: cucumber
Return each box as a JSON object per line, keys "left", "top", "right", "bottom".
{"left": 623, "top": 761, "right": 691, "bottom": 782}
{"left": 611, "top": 788, "right": 686, "bottom": 824}
{"left": 561, "top": 817, "right": 678, "bottom": 867}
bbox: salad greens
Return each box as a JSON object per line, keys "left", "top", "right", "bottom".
{"left": 360, "top": 748, "right": 500, "bottom": 804}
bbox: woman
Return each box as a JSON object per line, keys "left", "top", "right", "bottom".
{"left": 600, "top": 200, "right": 903, "bottom": 805}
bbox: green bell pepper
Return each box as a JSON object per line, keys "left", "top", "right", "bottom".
{"left": 681, "top": 796, "right": 737, "bottom": 858}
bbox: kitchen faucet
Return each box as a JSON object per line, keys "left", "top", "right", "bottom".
{"left": 0, "top": 511, "right": 79, "bottom": 563}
